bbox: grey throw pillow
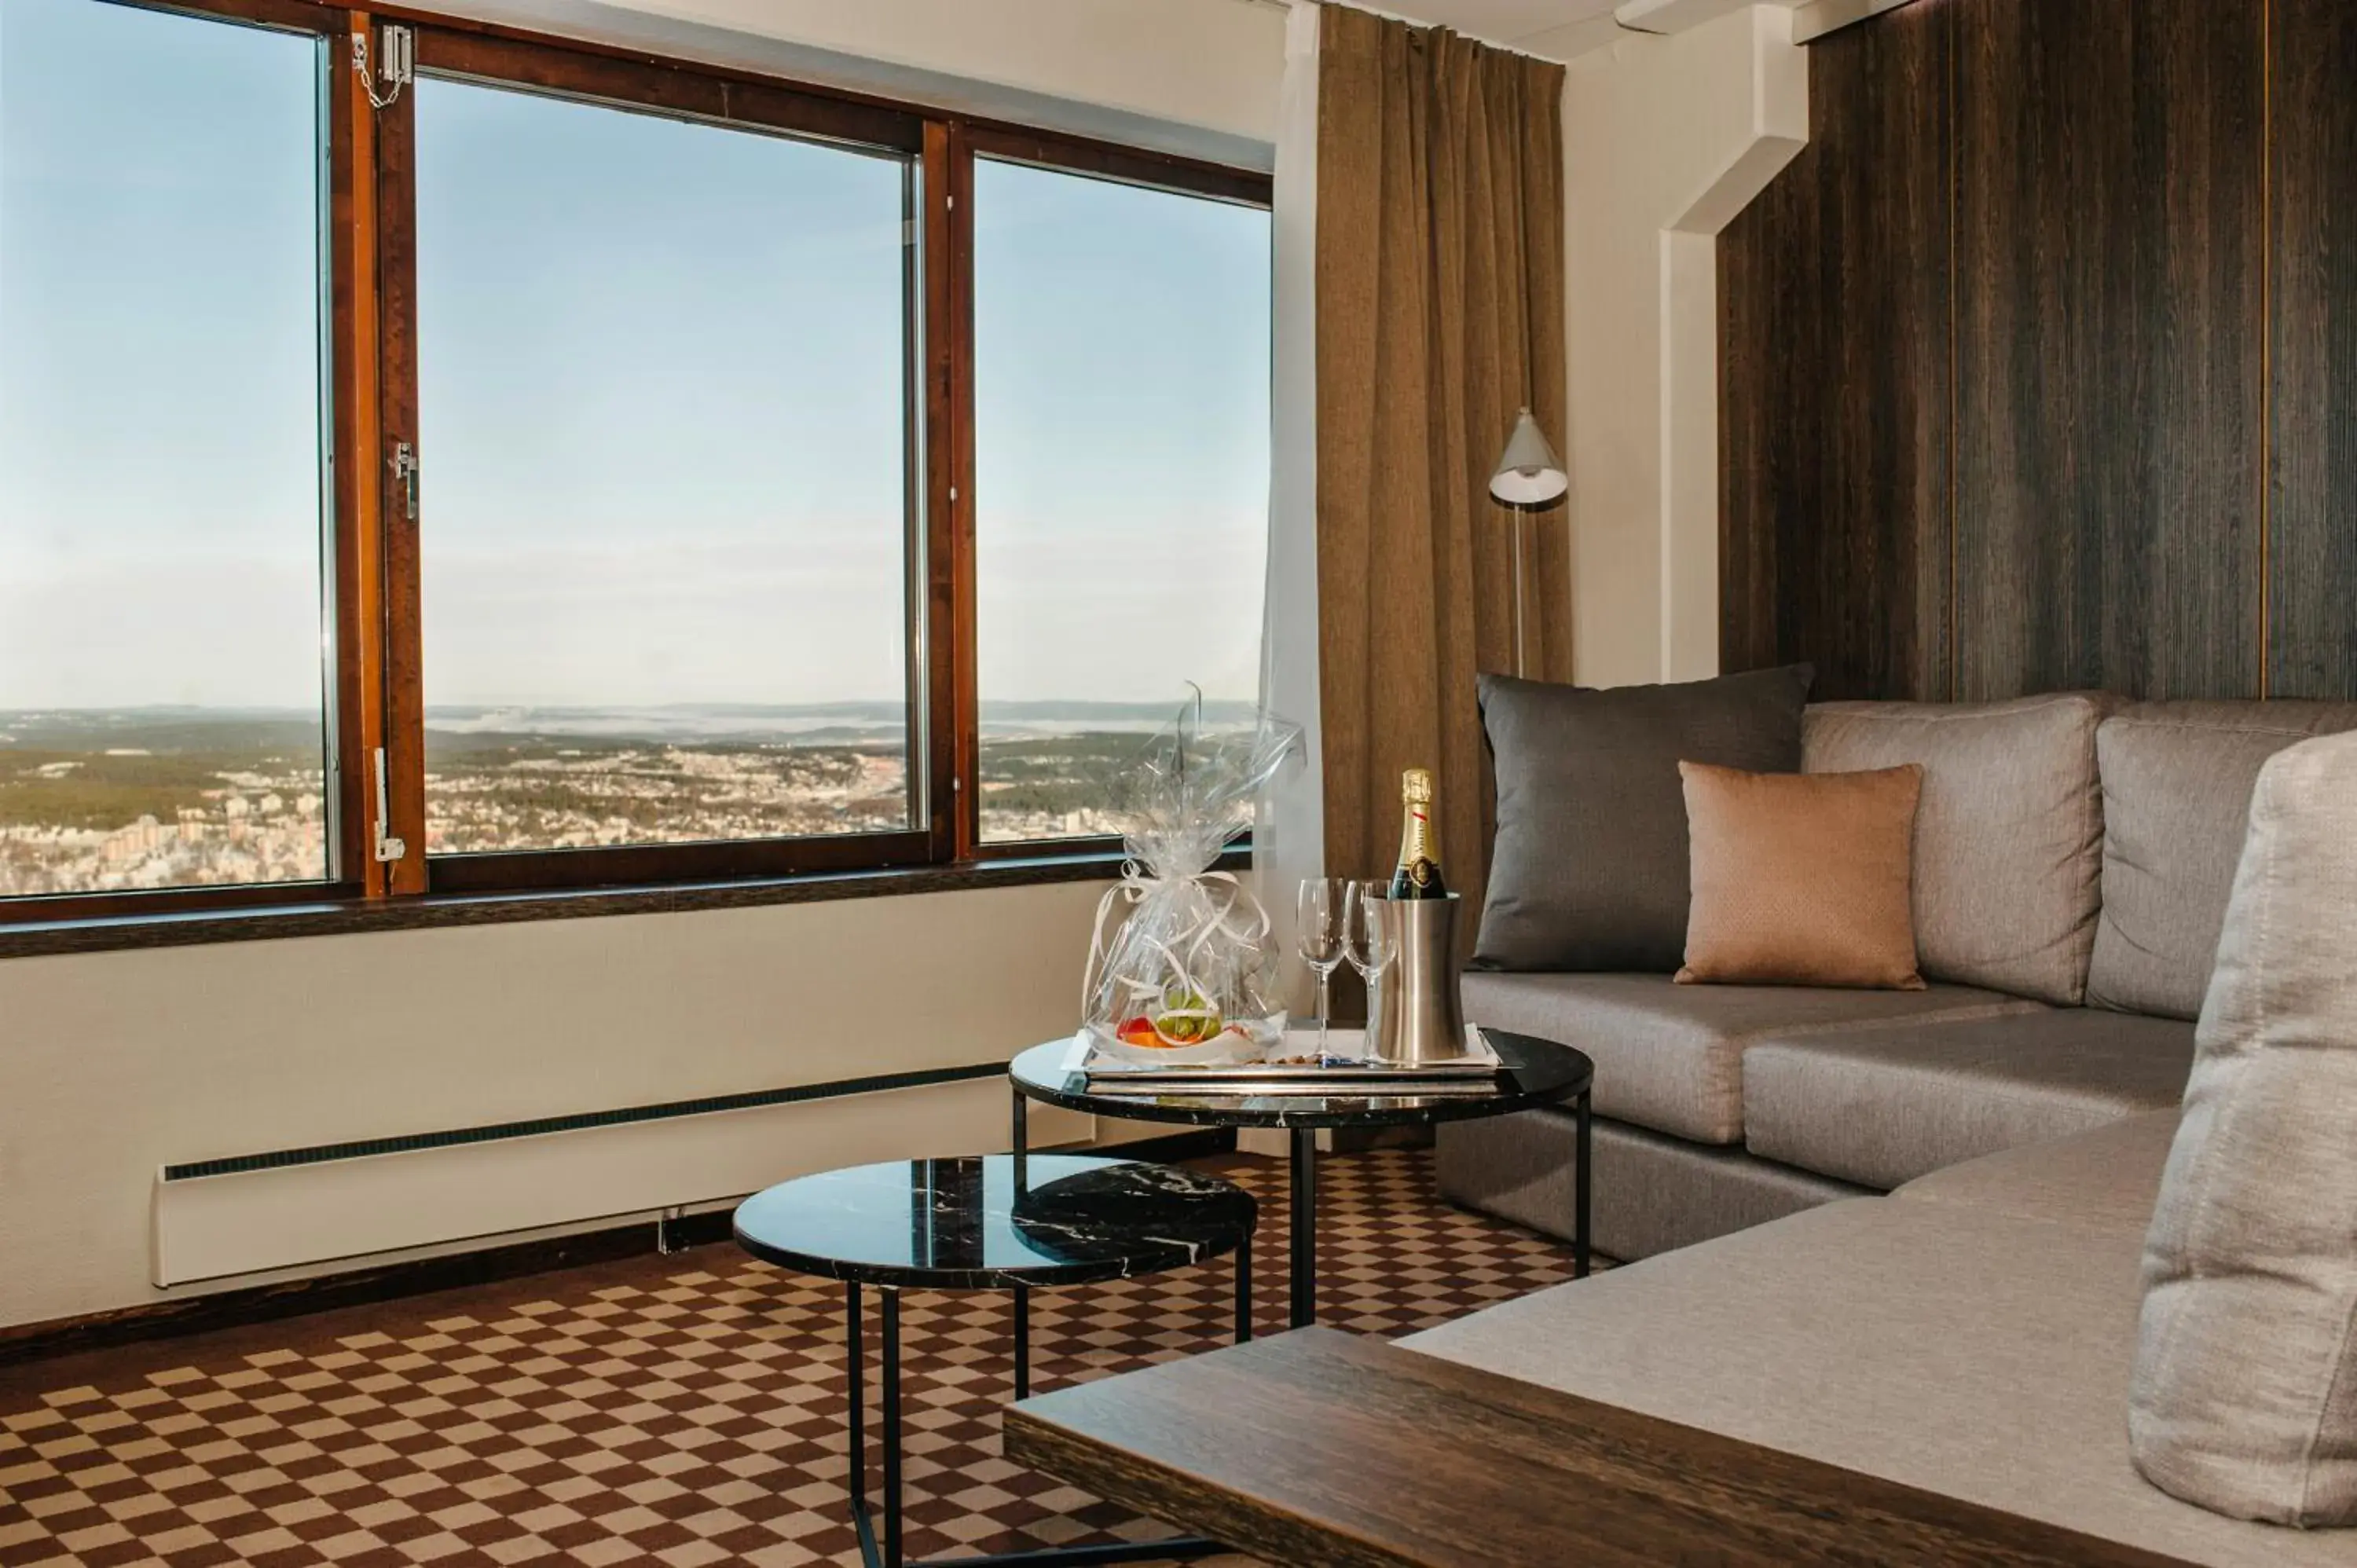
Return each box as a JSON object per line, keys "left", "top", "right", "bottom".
{"left": 2130, "top": 728, "right": 2357, "bottom": 1525}
{"left": 1473, "top": 665, "right": 1813, "bottom": 973}
{"left": 1805, "top": 695, "right": 2110, "bottom": 1005}
{"left": 2088, "top": 702, "right": 2357, "bottom": 1020}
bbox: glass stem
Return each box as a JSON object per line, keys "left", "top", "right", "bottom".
{"left": 1317, "top": 969, "right": 1332, "bottom": 1059}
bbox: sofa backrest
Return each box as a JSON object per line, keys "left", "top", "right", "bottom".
{"left": 1802, "top": 695, "right": 2110, "bottom": 1006}
{"left": 2088, "top": 702, "right": 2357, "bottom": 1020}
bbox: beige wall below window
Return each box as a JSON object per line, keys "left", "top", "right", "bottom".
{"left": 0, "top": 882, "right": 1113, "bottom": 1329}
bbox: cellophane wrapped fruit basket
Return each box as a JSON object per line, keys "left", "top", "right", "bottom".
{"left": 1082, "top": 695, "right": 1301, "bottom": 1064}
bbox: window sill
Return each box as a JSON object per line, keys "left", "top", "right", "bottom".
{"left": 0, "top": 847, "right": 1239, "bottom": 962}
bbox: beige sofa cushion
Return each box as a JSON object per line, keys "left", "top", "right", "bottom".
{"left": 1896, "top": 1108, "right": 2179, "bottom": 1236}
{"left": 1407, "top": 1198, "right": 2356, "bottom": 1566}
{"left": 2087, "top": 701, "right": 2357, "bottom": 1020}
{"left": 1804, "top": 695, "right": 2109, "bottom": 1005}
{"left": 1459, "top": 971, "right": 2038, "bottom": 1145}
{"left": 2132, "top": 731, "right": 2357, "bottom": 1526}
{"left": 1743, "top": 1010, "right": 2194, "bottom": 1189}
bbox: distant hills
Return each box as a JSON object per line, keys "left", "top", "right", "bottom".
{"left": 0, "top": 698, "right": 1265, "bottom": 750}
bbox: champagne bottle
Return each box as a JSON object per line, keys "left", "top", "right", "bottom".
{"left": 1387, "top": 768, "right": 1448, "bottom": 899}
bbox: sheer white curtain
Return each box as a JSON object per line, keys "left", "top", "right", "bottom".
{"left": 1257, "top": 0, "right": 1325, "bottom": 1019}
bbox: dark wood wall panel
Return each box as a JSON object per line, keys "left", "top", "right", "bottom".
{"left": 1721, "top": 0, "right": 2357, "bottom": 705}
{"left": 1952, "top": 0, "right": 2265, "bottom": 701}
{"left": 2270, "top": 0, "right": 2357, "bottom": 698}
{"left": 1719, "top": 0, "right": 1952, "bottom": 702}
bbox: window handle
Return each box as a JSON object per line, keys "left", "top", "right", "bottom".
{"left": 391, "top": 442, "right": 420, "bottom": 521}
{"left": 373, "top": 748, "right": 408, "bottom": 864}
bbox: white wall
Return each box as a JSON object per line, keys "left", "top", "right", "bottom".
{"left": 0, "top": 0, "right": 1288, "bottom": 1334}
{"left": 0, "top": 883, "right": 1120, "bottom": 1328}
{"left": 440, "top": 0, "right": 1288, "bottom": 165}
{"left": 1561, "top": 5, "right": 1805, "bottom": 686}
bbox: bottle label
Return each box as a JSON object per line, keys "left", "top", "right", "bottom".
{"left": 1393, "top": 769, "right": 1446, "bottom": 898}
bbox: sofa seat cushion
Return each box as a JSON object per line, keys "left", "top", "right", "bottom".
{"left": 1804, "top": 694, "right": 2110, "bottom": 1005}
{"left": 1436, "top": 1109, "right": 1870, "bottom": 1261}
{"left": 2088, "top": 700, "right": 2357, "bottom": 1020}
{"left": 1461, "top": 971, "right": 2040, "bottom": 1145}
{"left": 1894, "top": 1108, "right": 2179, "bottom": 1237}
{"left": 1743, "top": 1010, "right": 2194, "bottom": 1189}
{"left": 1404, "top": 1199, "right": 2357, "bottom": 1567}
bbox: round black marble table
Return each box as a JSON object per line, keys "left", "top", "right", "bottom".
{"left": 1009, "top": 1028, "right": 1595, "bottom": 1330}
{"left": 735, "top": 1155, "right": 1255, "bottom": 1568}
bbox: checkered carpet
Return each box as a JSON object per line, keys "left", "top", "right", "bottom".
{"left": 0, "top": 1149, "right": 1583, "bottom": 1567}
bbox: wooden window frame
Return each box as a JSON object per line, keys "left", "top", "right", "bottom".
{"left": 1, "top": 0, "right": 1271, "bottom": 927}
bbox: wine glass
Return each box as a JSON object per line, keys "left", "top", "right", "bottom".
{"left": 1341, "top": 882, "right": 1396, "bottom": 1063}
{"left": 1296, "top": 878, "right": 1347, "bottom": 1059}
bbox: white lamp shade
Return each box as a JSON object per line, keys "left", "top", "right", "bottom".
{"left": 1489, "top": 407, "right": 1567, "bottom": 506}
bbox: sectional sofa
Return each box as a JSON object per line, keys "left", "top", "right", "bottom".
{"left": 1413, "top": 697, "right": 2357, "bottom": 1563}
{"left": 1437, "top": 694, "right": 2357, "bottom": 1260}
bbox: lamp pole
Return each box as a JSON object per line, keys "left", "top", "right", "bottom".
{"left": 1512, "top": 509, "right": 1528, "bottom": 678}
{"left": 1489, "top": 406, "right": 1568, "bottom": 681}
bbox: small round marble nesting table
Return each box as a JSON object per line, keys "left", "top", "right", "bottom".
{"left": 1009, "top": 1028, "right": 1595, "bottom": 1330}
{"left": 734, "top": 1154, "right": 1255, "bottom": 1568}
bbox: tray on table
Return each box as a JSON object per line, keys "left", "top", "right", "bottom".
{"left": 1070, "top": 1025, "right": 1506, "bottom": 1095}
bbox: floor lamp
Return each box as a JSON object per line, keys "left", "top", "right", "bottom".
{"left": 1489, "top": 407, "right": 1569, "bottom": 678}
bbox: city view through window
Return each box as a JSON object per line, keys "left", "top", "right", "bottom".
{"left": 0, "top": 0, "right": 332, "bottom": 899}
{"left": 973, "top": 157, "right": 1271, "bottom": 841}
{"left": 0, "top": 0, "right": 1271, "bottom": 901}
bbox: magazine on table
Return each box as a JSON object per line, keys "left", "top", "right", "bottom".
{"left": 1067, "top": 1024, "right": 1508, "bottom": 1093}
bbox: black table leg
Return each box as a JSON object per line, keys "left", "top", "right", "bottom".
{"left": 883, "top": 1288, "right": 904, "bottom": 1568}
{"left": 1574, "top": 1089, "right": 1593, "bottom": 1280}
{"left": 1236, "top": 1229, "right": 1253, "bottom": 1343}
{"left": 1013, "top": 1285, "right": 1030, "bottom": 1400}
{"left": 1289, "top": 1127, "right": 1317, "bottom": 1328}
{"left": 847, "top": 1283, "right": 883, "bottom": 1568}
{"left": 1011, "top": 1090, "right": 1028, "bottom": 1185}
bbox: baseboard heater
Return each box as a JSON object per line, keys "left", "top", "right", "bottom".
{"left": 152, "top": 1063, "right": 1089, "bottom": 1288}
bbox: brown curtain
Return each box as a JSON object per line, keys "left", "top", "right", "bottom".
{"left": 1315, "top": 4, "right": 1570, "bottom": 927}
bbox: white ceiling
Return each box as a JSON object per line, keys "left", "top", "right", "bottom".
{"left": 1363, "top": 0, "right": 1626, "bottom": 60}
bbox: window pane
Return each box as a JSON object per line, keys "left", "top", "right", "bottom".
{"left": 0, "top": 0, "right": 331, "bottom": 899}
{"left": 973, "top": 160, "right": 1270, "bottom": 843}
{"left": 416, "top": 81, "right": 915, "bottom": 856}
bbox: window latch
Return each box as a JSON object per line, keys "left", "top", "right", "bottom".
{"left": 391, "top": 442, "right": 420, "bottom": 521}
{"left": 372, "top": 748, "right": 408, "bottom": 865}
{"left": 353, "top": 24, "right": 414, "bottom": 112}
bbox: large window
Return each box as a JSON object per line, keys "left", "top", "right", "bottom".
{"left": 972, "top": 158, "right": 1270, "bottom": 844}
{"left": 413, "top": 77, "right": 917, "bottom": 863}
{"left": 0, "top": 0, "right": 335, "bottom": 903}
{"left": 0, "top": 0, "right": 1271, "bottom": 925}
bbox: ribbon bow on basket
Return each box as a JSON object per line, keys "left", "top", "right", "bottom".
{"left": 1083, "top": 863, "right": 1277, "bottom": 1053}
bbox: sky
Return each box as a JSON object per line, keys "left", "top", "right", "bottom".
{"left": 0, "top": 0, "right": 1271, "bottom": 714}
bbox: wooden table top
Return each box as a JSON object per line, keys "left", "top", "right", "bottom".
{"left": 1002, "top": 1328, "right": 2196, "bottom": 1568}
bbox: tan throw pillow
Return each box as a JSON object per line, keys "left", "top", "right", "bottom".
{"left": 1675, "top": 761, "right": 1926, "bottom": 991}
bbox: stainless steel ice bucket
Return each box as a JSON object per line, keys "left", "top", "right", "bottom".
{"left": 1369, "top": 893, "right": 1468, "bottom": 1066}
